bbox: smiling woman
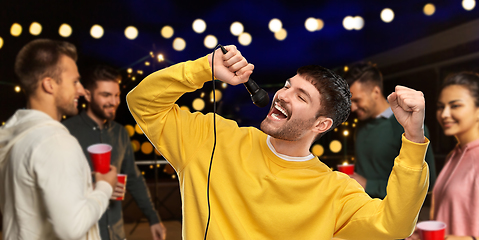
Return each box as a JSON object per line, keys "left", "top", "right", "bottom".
{"left": 430, "top": 72, "right": 479, "bottom": 238}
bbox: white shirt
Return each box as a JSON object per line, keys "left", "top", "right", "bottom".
{"left": 0, "top": 110, "right": 112, "bottom": 240}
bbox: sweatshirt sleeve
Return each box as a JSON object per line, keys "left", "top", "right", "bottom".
{"left": 34, "top": 133, "right": 112, "bottom": 240}
{"left": 126, "top": 56, "right": 214, "bottom": 172}
{"left": 334, "top": 135, "right": 430, "bottom": 240}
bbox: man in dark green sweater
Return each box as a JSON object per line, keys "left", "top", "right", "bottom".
{"left": 343, "top": 62, "right": 436, "bottom": 199}
{"left": 63, "top": 65, "right": 166, "bottom": 240}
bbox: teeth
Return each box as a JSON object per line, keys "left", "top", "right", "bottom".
{"left": 271, "top": 113, "right": 281, "bottom": 120}
{"left": 274, "top": 102, "right": 288, "bottom": 117}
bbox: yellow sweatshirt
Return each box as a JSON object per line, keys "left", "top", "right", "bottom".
{"left": 127, "top": 56, "right": 430, "bottom": 240}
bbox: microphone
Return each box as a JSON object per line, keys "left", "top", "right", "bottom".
{"left": 219, "top": 45, "right": 269, "bottom": 108}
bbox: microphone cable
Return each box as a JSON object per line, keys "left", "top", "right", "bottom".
{"left": 204, "top": 44, "right": 221, "bottom": 240}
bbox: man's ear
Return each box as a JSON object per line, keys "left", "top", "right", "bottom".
{"left": 41, "top": 77, "right": 55, "bottom": 94}
{"left": 84, "top": 89, "right": 92, "bottom": 103}
{"left": 313, "top": 117, "right": 333, "bottom": 135}
{"left": 371, "top": 85, "right": 381, "bottom": 99}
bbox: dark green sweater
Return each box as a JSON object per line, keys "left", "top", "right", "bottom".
{"left": 63, "top": 111, "right": 160, "bottom": 240}
{"left": 355, "top": 115, "right": 436, "bottom": 199}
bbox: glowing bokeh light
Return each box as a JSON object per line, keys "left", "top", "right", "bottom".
{"left": 90, "top": 24, "right": 104, "bottom": 39}
{"left": 192, "top": 19, "right": 206, "bottom": 33}
{"left": 230, "top": 22, "right": 244, "bottom": 36}
{"left": 59, "top": 23, "right": 72, "bottom": 37}
{"left": 15, "top": 86, "right": 21, "bottom": 92}
{"left": 381, "top": 8, "right": 395, "bottom": 23}
{"left": 274, "top": 28, "right": 287, "bottom": 41}
{"left": 311, "top": 144, "right": 324, "bottom": 157}
{"left": 135, "top": 124, "right": 144, "bottom": 135}
{"left": 353, "top": 16, "right": 364, "bottom": 30}
{"left": 29, "top": 22, "right": 42, "bottom": 35}
{"left": 238, "top": 32, "right": 252, "bottom": 46}
{"left": 342, "top": 16, "right": 354, "bottom": 30}
{"left": 305, "top": 17, "right": 318, "bottom": 32}
{"left": 423, "top": 3, "right": 436, "bottom": 16}
{"left": 317, "top": 19, "right": 324, "bottom": 31}
{"left": 0, "top": 37, "right": 3, "bottom": 49}
{"left": 210, "top": 89, "right": 222, "bottom": 102}
{"left": 125, "top": 26, "right": 138, "bottom": 40}
{"left": 463, "top": 0, "right": 476, "bottom": 10}
{"left": 131, "top": 140, "right": 140, "bottom": 152}
{"left": 268, "top": 18, "right": 282, "bottom": 33}
{"left": 329, "top": 140, "right": 342, "bottom": 153}
{"left": 141, "top": 142, "right": 153, "bottom": 154}
{"left": 343, "top": 130, "right": 349, "bottom": 136}
{"left": 11, "top": 23, "right": 22, "bottom": 37}
{"left": 192, "top": 98, "right": 205, "bottom": 111}
{"left": 124, "top": 125, "right": 134, "bottom": 137}
{"left": 158, "top": 54, "right": 164, "bottom": 62}
{"left": 161, "top": 25, "right": 174, "bottom": 39}
{"left": 173, "top": 37, "right": 186, "bottom": 51}
{"left": 204, "top": 35, "right": 218, "bottom": 49}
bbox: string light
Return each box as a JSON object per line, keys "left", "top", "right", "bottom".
{"left": 145, "top": 61, "right": 150, "bottom": 66}
{"left": 90, "top": 24, "right": 104, "bottom": 39}
{"left": 173, "top": 37, "right": 186, "bottom": 51}
{"left": 305, "top": 17, "right": 318, "bottom": 32}
{"left": 381, "top": 8, "right": 395, "bottom": 23}
{"left": 192, "top": 98, "right": 205, "bottom": 111}
{"left": 0, "top": 37, "right": 3, "bottom": 49}
{"left": 127, "top": 68, "right": 133, "bottom": 73}
{"left": 423, "top": 3, "right": 436, "bottom": 16}
{"left": 157, "top": 54, "right": 164, "bottom": 62}
{"left": 268, "top": 18, "right": 282, "bottom": 33}
{"left": 343, "top": 16, "right": 354, "bottom": 30}
{"left": 29, "top": 22, "right": 42, "bottom": 35}
{"left": 329, "top": 140, "right": 342, "bottom": 153}
{"left": 462, "top": 0, "right": 476, "bottom": 10}
{"left": 238, "top": 32, "right": 252, "bottom": 46}
{"left": 311, "top": 144, "right": 324, "bottom": 157}
{"left": 14, "top": 86, "right": 21, "bottom": 93}
{"left": 124, "top": 125, "right": 134, "bottom": 137}
{"left": 230, "top": 22, "right": 244, "bottom": 36}
{"left": 316, "top": 19, "right": 324, "bottom": 31}
{"left": 59, "top": 23, "right": 72, "bottom": 37}
{"left": 11, "top": 23, "right": 22, "bottom": 37}
{"left": 274, "top": 28, "right": 287, "bottom": 41}
{"left": 124, "top": 26, "right": 138, "bottom": 40}
{"left": 192, "top": 19, "right": 207, "bottom": 33}
{"left": 161, "top": 25, "right": 174, "bottom": 39}
{"left": 204, "top": 35, "right": 218, "bottom": 49}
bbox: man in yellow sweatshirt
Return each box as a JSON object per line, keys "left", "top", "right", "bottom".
{"left": 127, "top": 45, "right": 430, "bottom": 239}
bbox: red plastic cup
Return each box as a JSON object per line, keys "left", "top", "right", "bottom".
{"left": 417, "top": 221, "right": 446, "bottom": 240}
{"left": 116, "top": 174, "right": 127, "bottom": 201}
{"left": 87, "top": 143, "right": 112, "bottom": 174}
{"left": 337, "top": 163, "right": 355, "bottom": 175}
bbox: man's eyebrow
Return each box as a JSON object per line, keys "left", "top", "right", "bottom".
{"left": 298, "top": 87, "right": 312, "bottom": 101}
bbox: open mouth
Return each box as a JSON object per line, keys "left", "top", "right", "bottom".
{"left": 271, "top": 102, "right": 288, "bottom": 120}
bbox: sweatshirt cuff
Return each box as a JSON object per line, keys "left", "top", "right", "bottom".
{"left": 184, "top": 56, "right": 214, "bottom": 87}
{"left": 396, "top": 134, "right": 430, "bottom": 169}
{"left": 95, "top": 180, "right": 113, "bottom": 198}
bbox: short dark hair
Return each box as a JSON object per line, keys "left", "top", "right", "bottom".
{"left": 297, "top": 65, "right": 351, "bottom": 138}
{"left": 82, "top": 65, "right": 121, "bottom": 91}
{"left": 343, "top": 61, "right": 383, "bottom": 93}
{"left": 14, "top": 39, "right": 77, "bottom": 96}
{"left": 441, "top": 71, "right": 479, "bottom": 107}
